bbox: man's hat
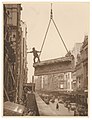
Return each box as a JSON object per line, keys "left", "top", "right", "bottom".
{"left": 32, "top": 47, "right": 35, "bottom": 50}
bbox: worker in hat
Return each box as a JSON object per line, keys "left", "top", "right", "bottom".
{"left": 27, "top": 47, "right": 41, "bottom": 63}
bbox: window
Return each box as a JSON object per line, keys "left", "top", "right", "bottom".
{"left": 68, "top": 73, "right": 70, "bottom": 79}
{"left": 79, "top": 80, "right": 80, "bottom": 83}
{"left": 60, "top": 84, "right": 63, "bottom": 89}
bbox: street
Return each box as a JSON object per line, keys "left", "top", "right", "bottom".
{"left": 49, "top": 99, "right": 74, "bottom": 116}
{"left": 35, "top": 93, "right": 74, "bottom": 116}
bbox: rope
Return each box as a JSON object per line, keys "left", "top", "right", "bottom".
{"left": 39, "top": 19, "right": 51, "bottom": 57}
{"left": 52, "top": 18, "right": 69, "bottom": 53}
{"left": 39, "top": 3, "right": 68, "bottom": 59}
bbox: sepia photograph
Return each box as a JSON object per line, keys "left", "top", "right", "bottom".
{"left": 3, "top": 1, "right": 89, "bottom": 116}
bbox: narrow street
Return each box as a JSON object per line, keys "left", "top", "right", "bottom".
{"left": 49, "top": 100, "right": 74, "bottom": 116}
{"left": 35, "top": 93, "right": 74, "bottom": 116}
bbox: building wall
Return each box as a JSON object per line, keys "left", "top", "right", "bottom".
{"left": 80, "top": 35, "right": 88, "bottom": 90}
{"left": 75, "top": 35, "right": 88, "bottom": 91}
{"left": 35, "top": 72, "right": 73, "bottom": 92}
{"left": 4, "top": 4, "right": 27, "bottom": 103}
{"left": 76, "top": 62, "right": 83, "bottom": 90}
{"left": 72, "top": 70, "right": 77, "bottom": 91}
{"left": 71, "top": 43, "right": 82, "bottom": 66}
{"left": 71, "top": 40, "right": 88, "bottom": 92}
{"left": 34, "top": 56, "right": 75, "bottom": 92}
{"left": 35, "top": 76, "right": 42, "bottom": 91}
{"left": 64, "top": 72, "right": 73, "bottom": 91}
{"left": 18, "top": 24, "right": 28, "bottom": 100}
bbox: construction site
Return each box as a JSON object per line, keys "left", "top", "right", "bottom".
{"left": 3, "top": 3, "right": 88, "bottom": 116}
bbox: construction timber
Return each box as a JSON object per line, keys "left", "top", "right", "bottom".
{"left": 33, "top": 55, "right": 74, "bottom": 76}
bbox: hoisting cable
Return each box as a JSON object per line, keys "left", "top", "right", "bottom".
{"left": 52, "top": 18, "right": 69, "bottom": 53}
{"left": 39, "top": 3, "right": 69, "bottom": 58}
{"left": 39, "top": 19, "right": 51, "bottom": 57}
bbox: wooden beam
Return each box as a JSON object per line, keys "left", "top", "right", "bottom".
{"left": 4, "top": 88, "right": 10, "bottom": 101}
{"left": 33, "top": 56, "right": 74, "bottom": 76}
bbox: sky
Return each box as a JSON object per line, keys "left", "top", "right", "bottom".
{"left": 21, "top": 2, "right": 89, "bottom": 83}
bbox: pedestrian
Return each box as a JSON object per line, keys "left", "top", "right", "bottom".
{"left": 67, "top": 103, "right": 71, "bottom": 112}
{"left": 57, "top": 96, "right": 59, "bottom": 101}
{"left": 27, "top": 47, "right": 41, "bottom": 63}
{"left": 56, "top": 103, "right": 59, "bottom": 110}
